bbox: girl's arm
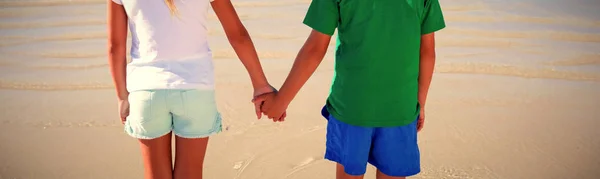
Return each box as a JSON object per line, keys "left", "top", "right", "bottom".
{"left": 211, "top": 0, "right": 270, "bottom": 90}
{"left": 107, "top": 0, "right": 129, "bottom": 101}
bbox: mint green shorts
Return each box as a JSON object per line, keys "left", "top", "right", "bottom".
{"left": 125, "top": 89, "right": 222, "bottom": 139}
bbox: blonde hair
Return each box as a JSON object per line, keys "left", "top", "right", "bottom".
{"left": 164, "top": 0, "right": 178, "bottom": 15}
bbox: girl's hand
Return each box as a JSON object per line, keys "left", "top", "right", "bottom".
{"left": 118, "top": 99, "right": 130, "bottom": 124}
{"left": 253, "top": 85, "right": 276, "bottom": 119}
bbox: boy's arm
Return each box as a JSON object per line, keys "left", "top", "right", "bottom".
{"left": 258, "top": 30, "right": 332, "bottom": 120}
{"left": 277, "top": 30, "right": 332, "bottom": 104}
{"left": 211, "top": 0, "right": 270, "bottom": 90}
{"left": 107, "top": 0, "right": 129, "bottom": 101}
{"left": 255, "top": 0, "right": 338, "bottom": 120}
{"left": 419, "top": 0, "right": 445, "bottom": 115}
{"left": 418, "top": 33, "right": 436, "bottom": 107}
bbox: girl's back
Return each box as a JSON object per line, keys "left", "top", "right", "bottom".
{"left": 108, "top": 1, "right": 274, "bottom": 177}
{"left": 112, "top": 0, "right": 215, "bottom": 92}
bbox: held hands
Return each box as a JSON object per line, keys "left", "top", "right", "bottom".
{"left": 253, "top": 85, "right": 277, "bottom": 119}
{"left": 253, "top": 92, "right": 288, "bottom": 122}
{"left": 252, "top": 85, "right": 288, "bottom": 122}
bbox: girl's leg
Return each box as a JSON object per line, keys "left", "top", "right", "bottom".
{"left": 173, "top": 136, "right": 209, "bottom": 179}
{"left": 139, "top": 133, "right": 173, "bottom": 179}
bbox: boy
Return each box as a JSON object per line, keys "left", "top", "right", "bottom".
{"left": 255, "top": 0, "right": 445, "bottom": 178}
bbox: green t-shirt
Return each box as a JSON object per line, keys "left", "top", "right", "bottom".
{"left": 303, "top": 0, "right": 446, "bottom": 127}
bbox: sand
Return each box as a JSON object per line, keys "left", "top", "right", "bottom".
{"left": 1, "top": 0, "right": 600, "bottom": 178}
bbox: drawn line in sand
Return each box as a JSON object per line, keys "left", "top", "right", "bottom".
{"left": 232, "top": 125, "right": 326, "bottom": 178}
{"left": 284, "top": 157, "right": 322, "bottom": 179}
{"left": 234, "top": 155, "right": 257, "bottom": 179}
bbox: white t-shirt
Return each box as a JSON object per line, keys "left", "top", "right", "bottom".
{"left": 112, "top": 0, "right": 216, "bottom": 92}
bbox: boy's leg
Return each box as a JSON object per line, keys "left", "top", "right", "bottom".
{"left": 323, "top": 110, "right": 374, "bottom": 179}
{"left": 369, "top": 117, "right": 420, "bottom": 178}
{"left": 376, "top": 170, "right": 405, "bottom": 179}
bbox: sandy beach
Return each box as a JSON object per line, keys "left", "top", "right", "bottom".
{"left": 1, "top": 0, "right": 600, "bottom": 178}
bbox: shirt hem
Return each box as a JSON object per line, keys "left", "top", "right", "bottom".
{"left": 421, "top": 24, "right": 446, "bottom": 35}
{"left": 303, "top": 21, "right": 335, "bottom": 36}
{"left": 326, "top": 105, "right": 420, "bottom": 128}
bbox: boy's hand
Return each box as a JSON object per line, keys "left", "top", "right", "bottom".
{"left": 118, "top": 99, "right": 129, "bottom": 124}
{"left": 417, "top": 108, "right": 425, "bottom": 132}
{"left": 253, "top": 93, "right": 288, "bottom": 122}
{"left": 253, "top": 85, "right": 277, "bottom": 119}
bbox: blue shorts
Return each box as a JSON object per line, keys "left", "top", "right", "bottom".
{"left": 322, "top": 107, "right": 420, "bottom": 177}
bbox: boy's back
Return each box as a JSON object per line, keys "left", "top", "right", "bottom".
{"left": 303, "top": 0, "right": 445, "bottom": 127}
{"left": 256, "top": 0, "right": 446, "bottom": 178}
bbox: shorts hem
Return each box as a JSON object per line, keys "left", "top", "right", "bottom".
{"left": 173, "top": 128, "right": 221, "bottom": 139}
{"left": 324, "top": 154, "right": 341, "bottom": 164}
{"left": 324, "top": 155, "right": 366, "bottom": 176}
{"left": 173, "top": 114, "right": 222, "bottom": 139}
{"left": 371, "top": 163, "right": 421, "bottom": 177}
{"left": 125, "top": 129, "right": 172, "bottom": 140}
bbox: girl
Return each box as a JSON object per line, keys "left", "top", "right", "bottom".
{"left": 107, "top": 0, "right": 275, "bottom": 178}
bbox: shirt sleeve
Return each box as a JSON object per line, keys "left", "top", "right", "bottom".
{"left": 421, "top": 0, "right": 446, "bottom": 35}
{"left": 111, "top": 0, "right": 122, "bottom": 5}
{"left": 302, "top": 0, "right": 340, "bottom": 36}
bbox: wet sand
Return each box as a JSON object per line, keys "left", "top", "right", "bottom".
{"left": 1, "top": 0, "right": 599, "bottom": 178}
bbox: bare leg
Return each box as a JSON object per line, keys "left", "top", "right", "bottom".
{"left": 173, "top": 136, "right": 209, "bottom": 179}
{"left": 376, "top": 169, "right": 406, "bottom": 179}
{"left": 139, "top": 133, "right": 173, "bottom": 179}
{"left": 336, "top": 163, "right": 364, "bottom": 179}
